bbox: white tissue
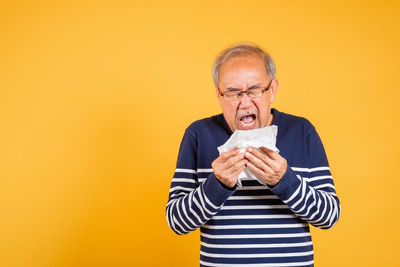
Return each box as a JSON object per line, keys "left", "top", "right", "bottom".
{"left": 217, "top": 125, "right": 279, "bottom": 187}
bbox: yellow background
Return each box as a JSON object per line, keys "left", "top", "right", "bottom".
{"left": 1, "top": 0, "right": 399, "bottom": 266}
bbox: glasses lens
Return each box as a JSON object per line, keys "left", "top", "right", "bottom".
{"left": 224, "top": 91, "right": 241, "bottom": 99}
{"left": 247, "top": 88, "right": 263, "bottom": 98}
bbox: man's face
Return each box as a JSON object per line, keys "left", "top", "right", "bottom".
{"left": 217, "top": 55, "right": 278, "bottom": 132}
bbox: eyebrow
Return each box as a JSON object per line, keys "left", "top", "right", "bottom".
{"left": 225, "top": 83, "right": 264, "bottom": 91}
{"left": 225, "top": 87, "right": 241, "bottom": 91}
{"left": 248, "top": 83, "right": 264, "bottom": 89}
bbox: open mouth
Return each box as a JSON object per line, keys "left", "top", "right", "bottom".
{"left": 239, "top": 114, "right": 256, "bottom": 129}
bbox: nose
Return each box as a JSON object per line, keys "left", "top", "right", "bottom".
{"left": 238, "top": 92, "right": 254, "bottom": 109}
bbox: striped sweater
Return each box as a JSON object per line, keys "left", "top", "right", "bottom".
{"left": 166, "top": 108, "right": 340, "bottom": 266}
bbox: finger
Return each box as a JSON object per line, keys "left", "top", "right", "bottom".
{"left": 219, "top": 148, "right": 240, "bottom": 162}
{"left": 258, "top": 147, "right": 285, "bottom": 171}
{"left": 231, "top": 165, "right": 247, "bottom": 178}
{"left": 247, "top": 147, "right": 274, "bottom": 167}
{"left": 245, "top": 149, "right": 270, "bottom": 171}
{"left": 246, "top": 161, "right": 272, "bottom": 179}
{"left": 259, "top": 147, "right": 279, "bottom": 159}
{"left": 245, "top": 151, "right": 274, "bottom": 174}
{"left": 228, "top": 158, "right": 248, "bottom": 174}
{"left": 246, "top": 148, "right": 284, "bottom": 175}
{"left": 225, "top": 151, "right": 245, "bottom": 167}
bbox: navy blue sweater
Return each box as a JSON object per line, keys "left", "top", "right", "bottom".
{"left": 166, "top": 108, "right": 340, "bottom": 266}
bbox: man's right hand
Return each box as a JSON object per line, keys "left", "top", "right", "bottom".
{"left": 211, "top": 148, "right": 248, "bottom": 189}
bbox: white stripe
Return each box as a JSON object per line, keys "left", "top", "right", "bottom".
{"left": 176, "top": 198, "right": 195, "bottom": 231}
{"left": 313, "top": 194, "right": 334, "bottom": 227}
{"left": 169, "top": 192, "right": 188, "bottom": 199}
{"left": 187, "top": 190, "right": 203, "bottom": 225}
{"left": 228, "top": 195, "right": 279, "bottom": 200}
{"left": 202, "top": 190, "right": 220, "bottom": 210}
{"left": 198, "top": 187, "right": 215, "bottom": 216}
{"left": 308, "top": 198, "right": 322, "bottom": 221}
{"left": 202, "top": 223, "right": 307, "bottom": 230}
{"left": 165, "top": 202, "right": 173, "bottom": 230}
{"left": 201, "top": 240, "right": 313, "bottom": 249}
{"left": 283, "top": 175, "right": 302, "bottom": 203}
{"left": 200, "top": 250, "right": 313, "bottom": 258}
{"left": 309, "top": 166, "right": 330, "bottom": 172}
{"left": 291, "top": 166, "right": 330, "bottom": 172}
{"left": 211, "top": 214, "right": 296, "bottom": 220}
{"left": 316, "top": 190, "right": 338, "bottom": 197}
{"left": 307, "top": 175, "right": 332, "bottom": 182}
{"left": 198, "top": 168, "right": 213, "bottom": 173}
{"left": 237, "top": 186, "right": 269, "bottom": 190}
{"left": 167, "top": 202, "right": 176, "bottom": 229}
{"left": 291, "top": 167, "right": 310, "bottom": 172}
{"left": 321, "top": 194, "right": 334, "bottom": 226}
{"left": 316, "top": 192, "right": 329, "bottom": 223}
{"left": 308, "top": 192, "right": 328, "bottom": 225}
{"left": 297, "top": 191, "right": 317, "bottom": 217}
{"left": 328, "top": 198, "right": 338, "bottom": 227}
{"left": 175, "top": 168, "right": 196, "bottom": 174}
{"left": 171, "top": 178, "right": 197, "bottom": 183}
{"left": 170, "top": 215, "right": 183, "bottom": 235}
{"left": 203, "top": 195, "right": 219, "bottom": 210}
{"left": 166, "top": 198, "right": 179, "bottom": 208}
{"left": 295, "top": 186, "right": 317, "bottom": 216}
{"left": 220, "top": 205, "right": 289, "bottom": 210}
{"left": 169, "top": 185, "right": 194, "bottom": 193}
{"left": 313, "top": 183, "right": 336, "bottom": 190}
{"left": 313, "top": 193, "right": 334, "bottom": 227}
{"left": 291, "top": 178, "right": 307, "bottom": 209}
{"left": 193, "top": 196, "right": 210, "bottom": 221}
{"left": 294, "top": 190, "right": 312, "bottom": 213}
{"left": 181, "top": 197, "right": 199, "bottom": 229}
{"left": 172, "top": 216, "right": 186, "bottom": 234}
{"left": 198, "top": 178, "right": 207, "bottom": 183}
{"left": 201, "top": 232, "right": 311, "bottom": 239}
{"left": 200, "top": 260, "right": 314, "bottom": 267}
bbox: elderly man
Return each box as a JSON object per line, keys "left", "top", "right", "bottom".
{"left": 166, "top": 44, "right": 340, "bottom": 266}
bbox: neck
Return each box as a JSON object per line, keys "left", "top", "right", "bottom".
{"left": 267, "top": 112, "right": 274, "bottom": 126}
{"left": 260, "top": 112, "right": 273, "bottom": 128}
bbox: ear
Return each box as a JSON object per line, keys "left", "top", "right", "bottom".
{"left": 216, "top": 88, "right": 223, "bottom": 108}
{"left": 269, "top": 78, "right": 278, "bottom": 103}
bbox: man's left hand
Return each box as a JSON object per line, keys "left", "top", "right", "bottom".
{"left": 244, "top": 147, "right": 287, "bottom": 187}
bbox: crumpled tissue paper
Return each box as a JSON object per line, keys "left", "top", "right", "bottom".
{"left": 217, "top": 125, "right": 279, "bottom": 187}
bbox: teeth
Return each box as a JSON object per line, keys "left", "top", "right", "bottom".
{"left": 240, "top": 120, "right": 255, "bottom": 127}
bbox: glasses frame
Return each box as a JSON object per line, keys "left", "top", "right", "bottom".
{"left": 218, "top": 80, "right": 273, "bottom": 100}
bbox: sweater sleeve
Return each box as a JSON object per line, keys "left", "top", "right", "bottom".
{"left": 166, "top": 128, "right": 236, "bottom": 235}
{"left": 270, "top": 123, "right": 341, "bottom": 229}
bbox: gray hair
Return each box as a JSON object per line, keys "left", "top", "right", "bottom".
{"left": 212, "top": 43, "right": 276, "bottom": 88}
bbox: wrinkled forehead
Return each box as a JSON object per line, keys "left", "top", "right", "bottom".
{"left": 220, "top": 53, "right": 264, "bottom": 70}
{"left": 219, "top": 55, "right": 270, "bottom": 88}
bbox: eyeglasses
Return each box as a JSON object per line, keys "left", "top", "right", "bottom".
{"left": 218, "top": 81, "right": 272, "bottom": 100}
